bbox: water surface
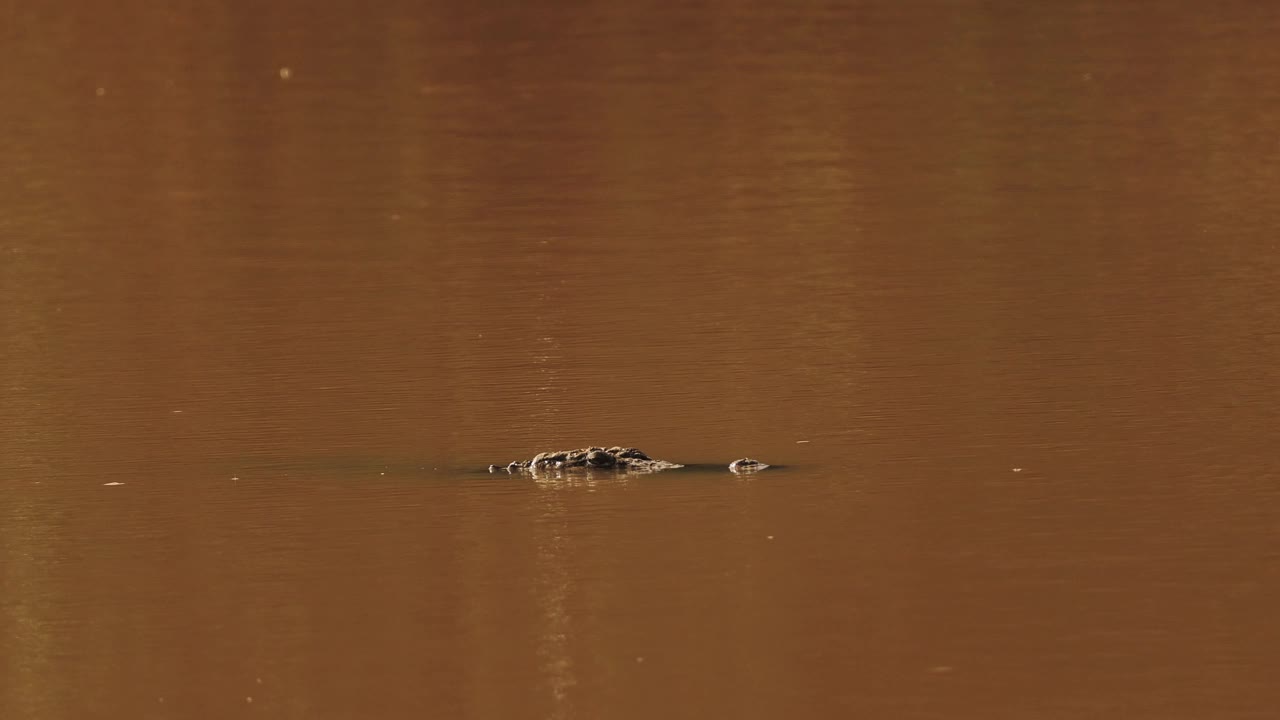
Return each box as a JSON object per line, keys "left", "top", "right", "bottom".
{"left": 3, "top": 1, "right": 1279, "bottom": 718}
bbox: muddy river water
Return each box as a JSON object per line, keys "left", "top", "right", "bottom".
{"left": 3, "top": 1, "right": 1279, "bottom": 718}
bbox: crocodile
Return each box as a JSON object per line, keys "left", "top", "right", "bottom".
{"left": 488, "top": 446, "right": 770, "bottom": 475}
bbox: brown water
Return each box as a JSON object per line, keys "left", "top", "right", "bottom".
{"left": 4, "top": 1, "right": 1279, "bottom": 718}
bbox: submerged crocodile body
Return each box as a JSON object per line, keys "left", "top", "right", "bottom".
{"left": 489, "top": 446, "right": 769, "bottom": 475}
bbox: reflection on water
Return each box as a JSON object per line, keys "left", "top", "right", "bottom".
{"left": 534, "top": 484, "right": 577, "bottom": 720}
{"left": 4, "top": 0, "right": 1280, "bottom": 717}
